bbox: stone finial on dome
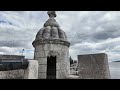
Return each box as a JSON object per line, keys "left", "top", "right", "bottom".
{"left": 44, "top": 11, "right": 59, "bottom": 27}
{"left": 47, "top": 11, "right": 57, "bottom": 18}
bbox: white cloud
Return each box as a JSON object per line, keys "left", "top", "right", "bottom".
{"left": 0, "top": 11, "right": 120, "bottom": 62}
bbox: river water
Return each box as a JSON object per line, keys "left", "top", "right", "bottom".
{"left": 109, "top": 62, "right": 120, "bottom": 79}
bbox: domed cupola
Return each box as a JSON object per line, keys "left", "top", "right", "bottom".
{"left": 32, "top": 11, "right": 70, "bottom": 47}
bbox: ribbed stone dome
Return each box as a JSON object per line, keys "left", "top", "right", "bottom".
{"left": 35, "top": 26, "right": 67, "bottom": 40}
{"left": 32, "top": 11, "right": 70, "bottom": 47}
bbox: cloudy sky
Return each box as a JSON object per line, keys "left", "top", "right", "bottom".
{"left": 0, "top": 11, "right": 120, "bottom": 62}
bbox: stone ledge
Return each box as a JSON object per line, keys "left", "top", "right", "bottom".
{"left": 66, "top": 75, "right": 79, "bottom": 79}
{"left": 32, "top": 39, "right": 70, "bottom": 47}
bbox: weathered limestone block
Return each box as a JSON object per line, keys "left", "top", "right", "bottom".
{"left": 38, "top": 65, "right": 47, "bottom": 73}
{"left": 24, "top": 60, "right": 38, "bottom": 79}
{"left": 35, "top": 50, "right": 47, "bottom": 58}
{"left": 78, "top": 53, "right": 111, "bottom": 79}
{"left": 35, "top": 45, "right": 44, "bottom": 52}
{"left": 38, "top": 72, "right": 46, "bottom": 79}
{"left": 56, "top": 69, "right": 69, "bottom": 79}
{"left": 0, "top": 69, "right": 24, "bottom": 79}
{"left": 37, "top": 58, "right": 47, "bottom": 65}
{"left": 57, "top": 62, "right": 68, "bottom": 70}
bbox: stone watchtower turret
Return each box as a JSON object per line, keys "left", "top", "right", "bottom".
{"left": 32, "top": 11, "right": 70, "bottom": 79}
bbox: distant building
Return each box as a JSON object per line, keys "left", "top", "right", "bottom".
{"left": 70, "top": 57, "right": 78, "bottom": 75}
{"left": 0, "top": 55, "right": 25, "bottom": 60}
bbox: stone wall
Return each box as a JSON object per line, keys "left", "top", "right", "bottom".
{"left": 0, "top": 60, "right": 38, "bottom": 79}
{"left": 78, "top": 53, "right": 111, "bottom": 79}
{"left": 34, "top": 43, "right": 70, "bottom": 79}
{"left": 24, "top": 60, "right": 38, "bottom": 79}
{"left": 0, "top": 69, "right": 24, "bottom": 79}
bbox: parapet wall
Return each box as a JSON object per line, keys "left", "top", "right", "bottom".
{"left": 0, "top": 69, "right": 24, "bottom": 79}
{"left": 78, "top": 53, "right": 111, "bottom": 79}
{"left": 0, "top": 60, "right": 38, "bottom": 79}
